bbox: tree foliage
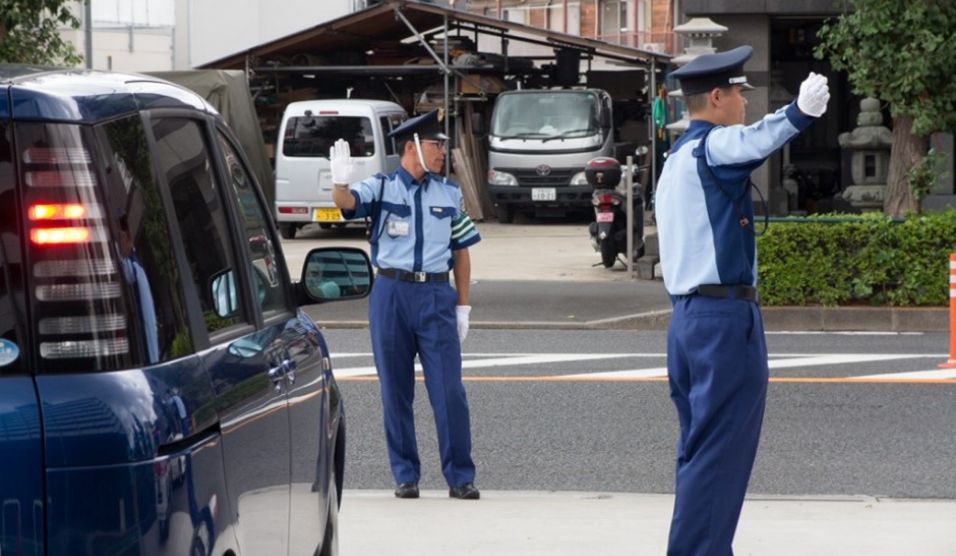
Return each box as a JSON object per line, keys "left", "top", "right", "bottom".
{"left": 815, "top": 0, "right": 956, "bottom": 136}
{"left": 815, "top": 0, "right": 956, "bottom": 216}
{"left": 0, "top": 0, "right": 84, "bottom": 66}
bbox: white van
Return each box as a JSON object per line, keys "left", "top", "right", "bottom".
{"left": 275, "top": 99, "right": 407, "bottom": 238}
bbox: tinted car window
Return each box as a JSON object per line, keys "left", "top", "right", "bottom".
{"left": 93, "top": 115, "right": 194, "bottom": 363}
{"left": 217, "top": 131, "right": 289, "bottom": 317}
{"left": 282, "top": 115, "right": 374, "bottom": 157}
{"left": 151, "top": 117, "right": 247, "bottom": 334}
{"left": 0, "top": 120, "right": 25, "bottom": 375}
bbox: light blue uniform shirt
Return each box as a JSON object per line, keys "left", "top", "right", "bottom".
{"left": 655, "top": 102, "right": 814, "bottom": 295}
{"left": 342, "top": 167, "right": 480, "bottom": 273}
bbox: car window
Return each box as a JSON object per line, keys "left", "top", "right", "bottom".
{"left": 94, "top": 115, "right": 195, "bottom": 363}
{"left": 150, "top": 117, "right": 248, "bottom": 335}
{"left": 216, "top": 131, "right": 289, "bottom": 317}
{"left": 0, "top": 119, "right": 25, "bottom": 375}
{"left": 282, "top": 115, "right": 374, "bottom": 157}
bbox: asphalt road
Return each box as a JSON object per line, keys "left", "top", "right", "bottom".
{"left": 321, "top": 328, "right": 956, "bottom": 499}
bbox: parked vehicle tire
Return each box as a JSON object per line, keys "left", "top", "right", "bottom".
{"left": 600, "top": 238, "right": 617, "bottom": 268}
{"left": 280, "top": 223, "right": 297, "bottom": 239}
{"left": 494, "top": 204, "right": 513, "bottom": 224}
{"left": 318, "top": 467, "right": 340, "bottom": 556}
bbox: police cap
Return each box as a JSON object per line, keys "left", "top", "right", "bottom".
{"left": 670, "top": 45, "right": 755, "bottom": 96}
{"left": 388, "top": 108, "right": 449, "bottom": 142}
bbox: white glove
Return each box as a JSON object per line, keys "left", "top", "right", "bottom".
{"left": 456, "top": 305, "right": 471, "bottom": 343}
{"left": 797, "top": 72, "right": 830, "bottom": 118}
{"left": 329, "top": 138, "right": 353, "bottom": 185}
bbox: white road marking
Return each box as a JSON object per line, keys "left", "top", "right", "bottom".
{"left": 331, "top": 352, "right": 950, "bottom": 380}
{"left": 853, "top": 369, "right": 956, "bottom": 380}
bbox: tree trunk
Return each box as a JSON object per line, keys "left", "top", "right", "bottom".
{"left": 884, "top": 115, "right": 929, "bottom": 217}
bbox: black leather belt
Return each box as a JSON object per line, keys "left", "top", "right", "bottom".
{"left": 696, "top": 284, "right": 758, "bottom": 301}
{"left": 378, "top": 268, "right": 449, "bottom": 283}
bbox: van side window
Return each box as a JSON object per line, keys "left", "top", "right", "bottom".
{"left": 94, "top": 115, "right": 194, "bottom": 363}
{"left": 151, "top": 118, "right": 247, "bottom": 335}
{"left": 381, "top": 116, "right": 395, "bottom": 155}
{"left": 216, "top": 132, "right": 289, "bottom": 318}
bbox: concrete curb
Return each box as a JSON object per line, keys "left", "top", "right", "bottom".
{"left": 316, "top": 306, "right": 948, "bottom": 332}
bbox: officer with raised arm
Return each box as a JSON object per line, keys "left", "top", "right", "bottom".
{"left": 655, "top": 46, "right": 829, "bottom": 555}
{"left": 329, "top": 109, "right": 482, "bottom": 500}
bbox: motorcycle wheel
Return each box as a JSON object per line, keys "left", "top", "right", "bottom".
{"left": 600, "top": 238, "right": 617, "bottom": 268}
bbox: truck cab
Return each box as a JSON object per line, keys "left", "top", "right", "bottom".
{"left": 487, "top": 89, "right": 615, "bottom": 222}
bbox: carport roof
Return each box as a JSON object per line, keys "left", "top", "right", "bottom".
{"left": 199, "top": 0, "right": 671, "bottom": 71}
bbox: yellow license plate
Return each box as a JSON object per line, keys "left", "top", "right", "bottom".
{"left": 314, "top": 208, "right": 343, "bottom": 222}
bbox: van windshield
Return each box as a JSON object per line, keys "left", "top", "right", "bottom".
{"left": 283, "top": 116, "right": 375, "bottom": 158}
{"left": 491, "top": 92, "right": 600, "bottom": 140}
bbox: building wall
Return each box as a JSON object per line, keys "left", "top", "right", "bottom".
{"left": 184, "top": 0, "right": 352, "bottom": 68}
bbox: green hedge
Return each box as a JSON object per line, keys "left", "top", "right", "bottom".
{"left": 757, "top": 210, "right": 956, "bottom": 306}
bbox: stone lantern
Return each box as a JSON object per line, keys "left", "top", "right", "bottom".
{"left": 838, "top": 97, "right": 892, "bottom": 211}
{"left": 665, "top": 18, "right": 728, "bottom": 136}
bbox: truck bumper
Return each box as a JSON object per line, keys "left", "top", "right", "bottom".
{"left": 489, "top": 185, "right": 594, "bottom": 211}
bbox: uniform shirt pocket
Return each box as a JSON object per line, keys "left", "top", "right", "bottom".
{"left": 428, "top": 206, "right": 455, "bottom": 219}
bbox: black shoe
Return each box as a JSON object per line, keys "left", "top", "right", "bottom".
{"left": 448, "top": 482, "right": 480, "bottom": 500}
{"left": 394, "top": 482, "right": 419, "bottom": 499}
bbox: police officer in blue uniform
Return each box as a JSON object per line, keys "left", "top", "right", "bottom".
{"left": 330, "top": 109, "right": 482, "bottom": 500}
{"left": 655, "top": 46, "right": 829, "bottom": 555}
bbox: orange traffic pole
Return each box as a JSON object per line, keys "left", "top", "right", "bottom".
{"left": 941, "top": 253, "right": 956, "bottom": 368}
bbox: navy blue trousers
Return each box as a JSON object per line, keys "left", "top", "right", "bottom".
{"left": 666, "top": 295, "right": 768, "bottom": 556}
{"left": 369, "top": 275, "right": 475, "bottom": 487}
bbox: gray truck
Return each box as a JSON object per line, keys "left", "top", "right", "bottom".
{"left": 487, "top": 88, "right": 628, "bottom": 222}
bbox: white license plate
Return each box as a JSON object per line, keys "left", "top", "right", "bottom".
{"left": 531, "top": 188, "right": 556, "bottom": 201}
{"left": 596, "top": 212, "right": 614, "bottom": 223}
{"left": 313, "top": 208, "right": 343, "bottom": 222}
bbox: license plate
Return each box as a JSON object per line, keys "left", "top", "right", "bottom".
{"left": 531, "top": 188, "right": 556, "bottom": 201}
{"left": 314, "top": 208, "right": 343, "bottom": 222}
{"left": 596, "top": 212, "right": 614, "bottom": 223}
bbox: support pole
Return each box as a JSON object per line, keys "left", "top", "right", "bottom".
{"left": 626, "top": 155, "right": 634, "bottom": 276}
{"left": 444, "top": 13, "right": 450, "bottom": 178}
{"left": 941, "top": 253, "right": 956, "bottom": 368}
{"left": 84, "top": 1, "right": 93, "bottom": 69}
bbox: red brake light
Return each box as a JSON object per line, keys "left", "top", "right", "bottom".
{"left": 30, "top": 227, "right": 92, "bottom": 245}
{"left": 29, "top": 204, "right": 88, "bottom": 220}
{"left": 318, "top": 111, "right": 339, "bottom": 115}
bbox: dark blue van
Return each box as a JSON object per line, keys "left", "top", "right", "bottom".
{"left": 0, "top": 66, "right": 371, "bottom": 555}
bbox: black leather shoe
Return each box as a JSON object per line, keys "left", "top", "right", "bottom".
{"left": 394, "top": 482, "right": 419, "bottom": 499}
{"left": 448, "top": 482, "right": 480, "bottom": 500}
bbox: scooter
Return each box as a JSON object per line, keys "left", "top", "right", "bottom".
{"left": 586, "top": 155, "right": 645, "bottom": 269}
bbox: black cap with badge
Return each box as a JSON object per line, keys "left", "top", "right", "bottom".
{"left": 670, "top": 45, "right": 756, "bottom": 96}
{"left": 387, "top": 108, "right": 449, "bottom": 142}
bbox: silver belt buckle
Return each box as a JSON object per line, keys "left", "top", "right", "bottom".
{"left": 414, "top": 271, "right": 427, "bottom": 283}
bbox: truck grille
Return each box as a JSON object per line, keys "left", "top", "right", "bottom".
{"left": 503, "top": 168, "right": 577, "bottom": 187}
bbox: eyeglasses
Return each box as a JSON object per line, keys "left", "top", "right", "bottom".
{"left": 421, "top": 139, "right": 447, "bottom": 150}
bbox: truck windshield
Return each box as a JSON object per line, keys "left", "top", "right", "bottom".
{"left": 283, "top": 116, "right": 374, "bottom": 157}
{"left": 491, "top": 92, "right": 600, "bottom": 140}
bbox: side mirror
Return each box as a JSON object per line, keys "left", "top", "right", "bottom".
{"left": 298, "top": 247, "right": 373, "bottom": 305}
{"left": 211, "top": 269, "right": 240, "bottom": 318}
{"left": 471, "top": 112, "right": 486, "bottom": 136}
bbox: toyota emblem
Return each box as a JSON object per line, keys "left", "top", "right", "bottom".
{"left": 535, "top": 164, "right": 552, "bottom": 177}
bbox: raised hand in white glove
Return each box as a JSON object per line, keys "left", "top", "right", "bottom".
{"left": 456, "top": 305, "right": 471, "bottom": 343}
{"left": 797, "top": 72, "right": 830, "bottom": 118}
{"left": 329, "top": 138, "right": 353, "bottom": 185}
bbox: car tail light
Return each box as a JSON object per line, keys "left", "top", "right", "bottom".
{"left": 278, "top": 206, "right": 309, "bottom": 215}
{"left": 19, "top": 123, "right": 130, "bottom": 370}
